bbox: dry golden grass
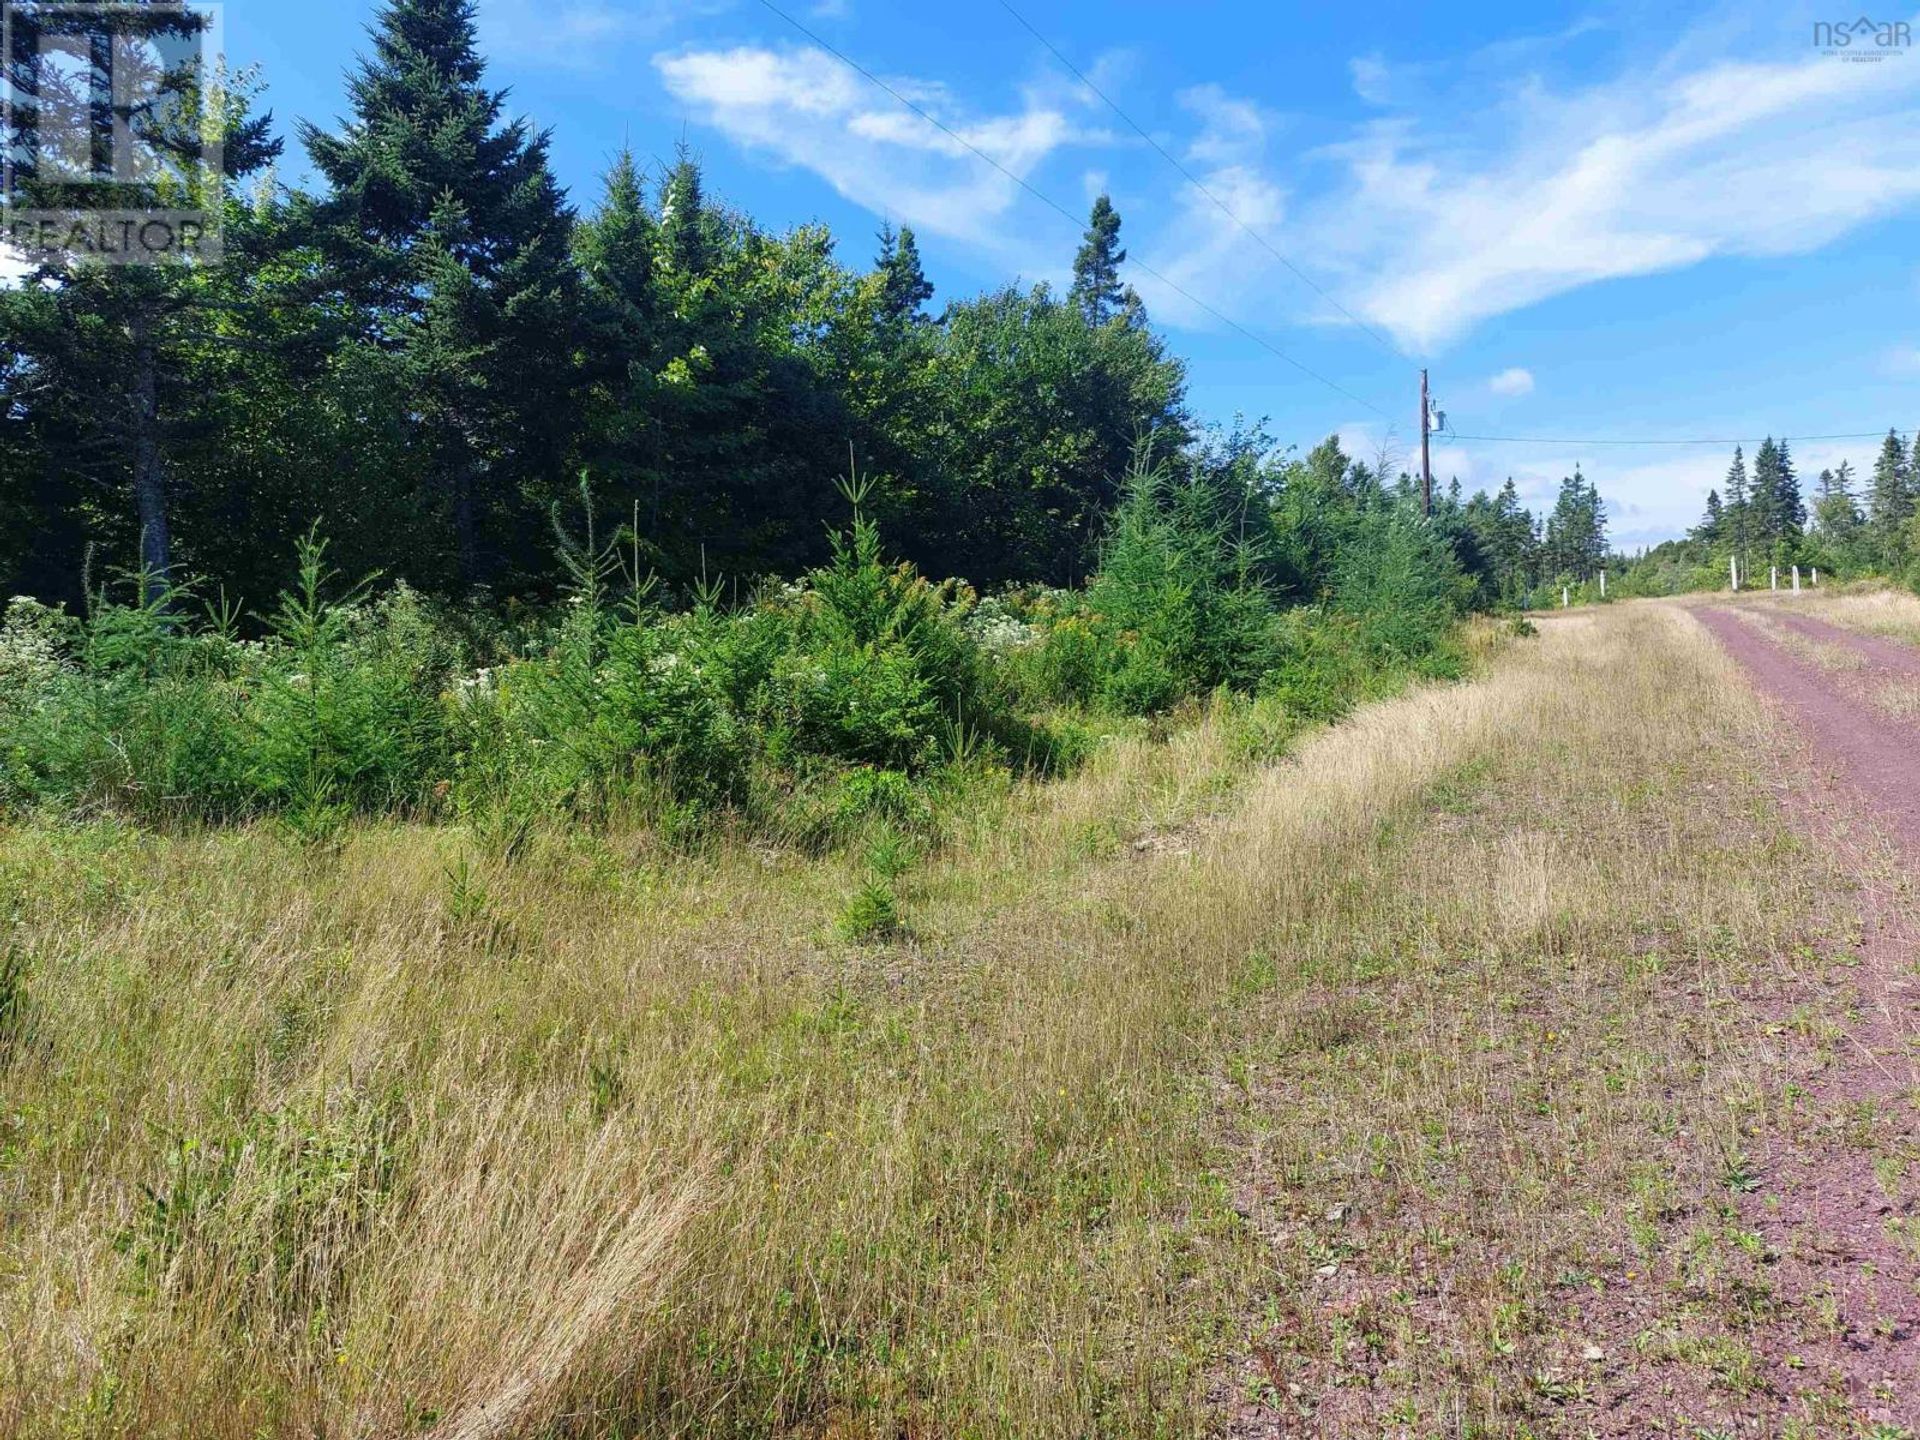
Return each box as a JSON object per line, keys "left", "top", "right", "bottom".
{"left": 1725, "top": 602, "right": 1870, "bottom": 671}
{"left": 1756, "top": 582, "right": 1920, "bottom": 648}
{"left": 0, "top": 604, "right": 1856, "bottom": 1437}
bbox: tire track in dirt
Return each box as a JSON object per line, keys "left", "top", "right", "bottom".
{"left": 1697, "top": 604, "right": 1920, "bottom": 1427}
{"left": 1768, "top": 608, "right": 1920, "bottom": 678}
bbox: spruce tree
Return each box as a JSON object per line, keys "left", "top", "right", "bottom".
{"left": 1070, "top": 193, "right": 1129, "bottom": 325}
{"left": 1693, "top": 490, "right": 1724, "bottom": 546}
{"left": 1868, "top": 429, "right": 1913, "bottom": 563}
{"left": 1813, "top": 461, "right": 1863, "bottom": 550}
{"left": 875, "top": 222, "right": 935, "bottom": 325}
{"left": 1749, "top": 437, "right": 1802, "bottom": 547}
{"left": 577, "top": 148, "right": 656, "bottom": 312}
{"left": 301, "top": 0, "right": 578, "bottom": 589}
{"left": 1543, "top": 468, "right": 1605, "bottom": 579}
{"left": 1722, "top": 446, "right": 1750, "bottom": 561}
{"left": 659, "top": 145, "right": 713, "bottom": 279}
{"left": 1489, "top": 477, "right": 1536, "bottom": 596}
{"left": 0, "top": 12, "right": 281, "bottom": 599}
{"left": 1775, "top": 437, "right": 1804, "bottom": 532}
{"left": 573, "top": 148, "right": 662, "bottom": 535}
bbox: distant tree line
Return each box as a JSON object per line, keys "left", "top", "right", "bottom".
{"left": 1609, "top": 430, "right": 1917, "bottom": 594}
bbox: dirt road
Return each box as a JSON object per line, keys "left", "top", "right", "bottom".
{"left": 1219, "top": 598, "right": 1920, "bottom": 1439}
{"left": 1691, "top": 603, "right": 1920, "bottom": 1430}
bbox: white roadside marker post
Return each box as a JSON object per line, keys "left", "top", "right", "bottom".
{"left": 1812, "top": 567, "right": 1819, "bottom": 587}
{"left": 1730, "top": 555, "right": 1740, "bottom": 592}
{"left": 1771, "top": 566, "right": 1778, "bottom": 591}
{"left": 1562, "top": 585, "right": 1570, "bottom": 609}
{"left": 1600, "top": 569, "right": 1607, "bottom": 598}
{"left": 1792, "top": 564, "right": 1801, "bottom": 594}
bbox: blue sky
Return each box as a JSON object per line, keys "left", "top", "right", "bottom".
{"left": 225, "top": 1, "right": 1920, "bottom": 546}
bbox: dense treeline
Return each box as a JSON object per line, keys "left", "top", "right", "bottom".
{"left": 1, "top": 0, "right": 1621, "bottom": 844}
{"left": 0, "top": 0, "right": 1185, "bottom": 605}
{"left": 0, "top": 0, "right": 1604, "bottom": 615}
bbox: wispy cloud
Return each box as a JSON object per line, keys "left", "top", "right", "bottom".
{"left": 654, "top": 44, "right": 1097, "bottom": 249}
{"left": 1885, "top": 344, "right": 1920, "bottom": 377}
{"left": 651, "top": 14, "right": 1920, "bottom": 371}
{"left": 480, "top": 0, "right": 702, "bottom": 72}
{"left": 1488, "top": 367, "right": 1535, "bottom": 397}
{"left": 1125, "top": 83, "right": 1290, "bottom": 326}
{"left": 1304, "top": 41, "right": 1920, "bottom": 349}
{"left": 1348, "top": 54, "right": 1392, "bottom": 106}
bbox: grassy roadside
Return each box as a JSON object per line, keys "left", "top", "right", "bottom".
{"left": 0, "top": 627, "right": 1480, "bottom": 1439}
{"left": 0, "top": 601, "right": 1869, "bottom": 1438}
{"left": 1746, "top": 584, "right": 1920, "bottom": 649}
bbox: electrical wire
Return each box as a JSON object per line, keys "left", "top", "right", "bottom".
{"left": 993, "top": 0, "right": 1416, "bottom": 369}
{"left": 1443, "top": 429, "right": 1914, "bottom": 447}
{"left": 750, "top": 0, "right": 1397, "bottom": 423}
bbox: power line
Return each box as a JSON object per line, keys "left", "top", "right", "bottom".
{"left": 750, "top": 0, "right": 1396, "bottom": 423}
{"left": 993, "top": 0, "right": 1416, "bottom": 369}
{"left": 1444, "top": 429, "right": 1914, "bottom": 447}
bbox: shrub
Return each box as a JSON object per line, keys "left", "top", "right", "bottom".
{"left": 247, "top": 539, "right": 459, "bottom": 816}
{"left": 759, "top": 472, "right": 1015, "bottom": 774}
{"left": 1329, "top": 507, "right": 1471, "bottom": 666}
{"left": 1017, "top": 454, "right": 1280, "bottom": 716}
{"left": 0, "top": 579, "right": 255, "bottom": 820}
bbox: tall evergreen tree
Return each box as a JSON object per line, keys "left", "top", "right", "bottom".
{"left": 1749, "top": 436, "right": 1803, "bottom": 547}
{"left": 1721, "top": 446, "right": 1750, "bottom": 561}
{"left": 0, "top": 11, "right": 281, "bottom": 600}
{"left": 1692, "top": 489, "right": 1724, "bottom": 546}
{"left": 1476, "top": 477, "right": 1538, "bottom": 599}
{"left": 875, "top": 222, "right": 934, "bottom": 325}
{"left": 1070, "top": 193, "right": 1129, "bottom": 325}
{"left": 1812, "top": 461, "right": 1863, "bottom": 550}
{"left": 1776, "top": 437, "right": 1804, "bottom": 533}
{"left": 659, "top": 144, "right": 714, "bottom": 279}
{"left": 1868, "top": 429, "right": 1913, "bottom": 562}
{"left": 300, "top": 0, "right": 578, "bottom": 589}
{"left": 572, "top": 147, "right": 662, "bottom": 534}
{"left": 1543, "top": 468, "right": 1606, "bottom": 578}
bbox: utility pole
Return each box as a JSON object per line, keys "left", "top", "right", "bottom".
{"left": 1420, "top": 368, "right": 1433, "bottom": 518}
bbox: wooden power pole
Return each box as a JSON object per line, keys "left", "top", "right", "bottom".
{"left": 1420, "top": 368, "right": 1432, "bottom": 518}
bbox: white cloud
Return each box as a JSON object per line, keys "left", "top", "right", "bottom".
{"left": 1885, "top": 344, "right": 1920, "bottom": 377}
{"left": 1303, "top": 46, "right": 1920, "bottom": 350}
{"left": 1349, "top": 54, "right": 1392, "bottom": 106}
{"left": 808, "top": 0, "right": 851, "bottom": 16}
{"left": 1487, "top": 366, "right": 1534, "bottom": 397}
{"left": 1126, "top": 84, "right": 1290, "bottom": 326}
{"left": 1180, "top": 83, "right": 1274, "bottom": 169}
{"left": 654, "top": 45, "right": 1091, "bottom": 248}
{"left": 480, "top": 0, "right": 699, "bottom": 72}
